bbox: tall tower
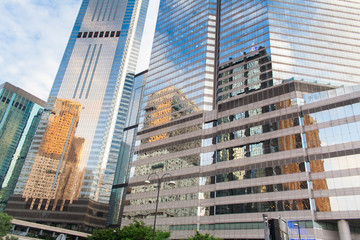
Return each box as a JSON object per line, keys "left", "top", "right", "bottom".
{"left": 122, "top": 0, "right": 360, "bottom": 239}
{"left": 6, "top": 0, "right": 149, "bottom": 231}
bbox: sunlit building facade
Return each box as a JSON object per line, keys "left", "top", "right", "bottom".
{"left": 0, "top": 82, "right": 45, "bottom": 211}
{"left": 5, "top": 0, "right": 149, "bottom": 232}
{"left": 122, "top": 1, "right": 360, "bottom": 239}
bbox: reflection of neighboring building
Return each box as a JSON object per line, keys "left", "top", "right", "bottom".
{"left": 22, "top": 99, "right": 84, "bottom": 210}
{"left": 5, "top": 0, "right": 149, "bottom": 232}
{"left": 0, "top": 82, "right": 45, "bottom": 211}
{"left": 123, "top": 85, "right": 202, "bottom": 221}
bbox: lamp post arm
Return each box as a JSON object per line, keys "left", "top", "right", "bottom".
{"left": 146, "top": 172, "right": 160, "bottom": 182}
{"left": 160, "top": 172, "right": 173, "bottom": 181}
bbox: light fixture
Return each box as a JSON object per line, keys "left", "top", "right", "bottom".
{"left": 144, "top": 179, "right": 151, "bottom": 185}
{"left": 168, "top": 181, "right": 175, "bottom": 186}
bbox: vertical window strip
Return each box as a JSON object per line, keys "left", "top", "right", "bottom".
{"left": 73, "top": 44, "right": 92, "bottom": 99}
{"left": 91, "top": 0, "right": 100, "bottom": 21}
{"left": 107, "top": 0, "right": 115, "bottom": 21}
{"left": 102, "top": 0, "right": 110, "bottom": 21}
{"left": 97, "top": 0, "right": 105, "bottom": 21}
{"left": 113, "top": 0, "right": 120, "bottom": 21}
{"left": 86, "top": 44, "right": 103, "bottom": 99}
{"left": 80, "top": 44, "right": 98, "bottom": 98}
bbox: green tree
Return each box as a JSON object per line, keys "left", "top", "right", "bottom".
{"left": 187, "top": 231, "right": 222, "bottom": 240}
{"left": 4, "top": 236, "right": 18, "bottom": 240}
{"left": 0, "top": 213, "right": 12, "bottom": 238}
{"left": 88, "top": 220, "right": 170, "bottom": 240}
{"left": 88, "top": 227, "right": 121, "bottom": 240}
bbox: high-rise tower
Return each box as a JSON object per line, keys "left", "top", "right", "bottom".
{"left": 123, "top": 1, "right": 360, "bottom": 239}
{"left": 6, "top": 0, "right": 149, "bottom": 231}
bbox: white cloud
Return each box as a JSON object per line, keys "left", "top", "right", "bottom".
{"left": 0, "top": 0, "right": 81, "bottom": 100}
{"left": 0, "top": 0, "right": 159, "bottom": 101}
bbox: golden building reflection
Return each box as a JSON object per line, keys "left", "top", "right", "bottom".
{"left": 277, "top": 100, "right": 330, "bottom": 211}
{"left": 22, "top": 98, "right": 85, "bottom": 211}
{"left": 303, "top": 114, "right": 331, "bottom": 212}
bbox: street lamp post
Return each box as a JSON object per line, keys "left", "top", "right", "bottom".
{"left": 145, "top": 173, "right": 175, "bottom": 240}
{"left": 263, "top": 214, "right": 269, "bottom": 240}
{"left": 294, "top": 222, "right": 301, "bottom": 240}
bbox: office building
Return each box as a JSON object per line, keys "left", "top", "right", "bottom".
{"left": 5, "top": 0, "right": 149, "bottom": 232}
{"left": 122, "top": 1, "right": 360, "bottom": 239}
{"left": 0, "top": 82, "right": 45, "bottom": 211}
{"left": 107, "top": 70, "right": 146, "bottom": 226}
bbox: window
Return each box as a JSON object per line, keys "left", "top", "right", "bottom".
{"left": 94, "top": 32, "right": 99, "bottom": 38}
{"left": 116, "top": 31, "right": 120, "bottom": 37}
{"left": 77, "top": 32, "right": 82, "bottom": 38}
{"left": 88, "top": 32, "right": 93, "bottom": 38}
{"left": 105, "top": 31, "right": 109, "bottom": 37}
{"left": 110, "top": 31, "right": 115, "bottom": 37}
{"left": 99, "top": 31, "right": 104, "bottom": 37}
{"left": 82, "top": 32, "right": 88, "bottom": 38}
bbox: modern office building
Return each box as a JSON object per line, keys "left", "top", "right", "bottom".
{"left": 107, "top": 70, "right": 146, "bottom": 226}
{"left": 122, "top": 1, "right": 360, "bottom": 239}
{"left": 0, "top": 82, "right": 45, "bottom": 211}
{"left": 5, "top": 0, "right": 149, "bottom": 232}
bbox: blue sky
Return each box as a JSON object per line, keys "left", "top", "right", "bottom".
{"left": 0, "top": 0, "right": 159, "bottom": 100}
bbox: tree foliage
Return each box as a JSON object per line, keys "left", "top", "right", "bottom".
{"left": 0, "top": 213, "right": 12, "bottom": 238}
{"left": 88, "top": 220, "right": 170, "bottom": 240}
{"left": 187, "top": 231, "right": 222, "bottom": 240}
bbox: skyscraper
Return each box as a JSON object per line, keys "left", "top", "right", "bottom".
{"left": 6, "top": 0, "right": 149, "bottom": 232}
{"left": 122, "top": 1, "right": 360, "bottom": 239}
{"left": 0, "top": 82, "right": 45, "bottom": 211}
{"left": 108, "top": 70, "right": 147, "bottom": 226}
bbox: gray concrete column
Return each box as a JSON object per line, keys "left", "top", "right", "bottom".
{"left": 337, "top": 220, "right": 352, "bottom": 240}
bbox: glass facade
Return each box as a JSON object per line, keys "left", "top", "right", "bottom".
{"left": 107, "top": 70, "right": 147, "bottom": 225}
{"left": 220, "top": 0, "right": 360, "bottom": 87}
{"left": 0, "top": 83, "right": 45, "bottom": 211}
{"left": 7, "top": 0, "right": 149, "bottom": 230}
{"left": 123, "top": 1, "right": 360, "bottom": 239}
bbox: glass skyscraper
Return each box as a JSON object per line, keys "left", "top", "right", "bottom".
{"left": 0, "top": 82, "right": 45, "bottom": 211}
{"left": 6, "top": 0, "right": 149, "bottom": 232}
{"left": 122, "top": 1, "right": 360, "bottom": 239}
{"left": 108, "top": 70, "right": 146, "bottom": 226}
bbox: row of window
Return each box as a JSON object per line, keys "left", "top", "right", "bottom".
{"left": 124, "top": 198, "right": 310, "bottom": 219}
{"left": 128, "top": 181, "right": 308, "bottom": 207}
{"left": 77, "top": 31, "right": 120, "bottom": 39}
{"left": 141, "top": 124, "right": 202, "bottom": 144}
{"left": 1, "top": 96, "right": 27, "bottom": 111}
{"left": 216, "top": 133, "right": 303, "bottom": 162}
{"left": 217, "top": 117, "right": 300, "bottom": 143}
{"left": 169, "top": 220, "right": 336, "bottom": 231}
